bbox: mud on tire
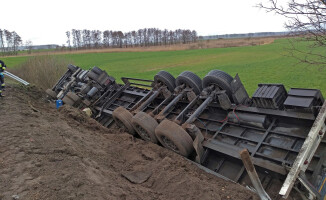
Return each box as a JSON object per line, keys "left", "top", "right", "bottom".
{"left": 132, "top": 112, "right": 159, "bottom": 143}
{"left": 62, "top": 95, "right": 75, "bottom": 106}
{"left": 66, "top": 92, "right": 81, "bottom": 102}
{"left": 155, "top": 119, "right": 194, "bottom": 157}
{"left": 46, "top": 89, "right": 57, "bottom": 99}
{"left": 112, "top": 106, "right": 135, "bottom": 135}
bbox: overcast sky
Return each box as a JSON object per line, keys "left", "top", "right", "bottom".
{"left": 2, "top": 0, "right": 287, "bottom": 45}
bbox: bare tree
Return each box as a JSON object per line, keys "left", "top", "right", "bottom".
{"left": 0, "top": 29, "right": 22, "bottom": 55}
{"left": 103, "top": 30, "right": 111, "bottom": 47}
{"left": 25, "top": 40, "right": 33, "bottom": 54}
{"left": 131, "top": 31, "right": 137, "bottom": 47}
{"left": 75, "top": 30, "right": 82, "bottom": 49}
{"left": 192, "top": 30, "right": 198, "bottom": 43}
{"left": 0, "top": 29, "right": 5, "bottom": 55}
{"left": 66, "top": 31, "right": 71, "bottom": 50}
{"left": 12, "top": 32, "right": 22, "bottom": 55}
{"left": 4, "top": 30, "right": 12, "bottom": 54}
{"left": 91, "top": 30, "right": 102, "bottom": 48}
{"left": 71, "top": 29, "right": 77, "bottom": 49}
{"left": 83, "top": 29, "right": 92, "bottom": 49}
{"left": 259, "top": 0, "right": 326, "bottom": 67}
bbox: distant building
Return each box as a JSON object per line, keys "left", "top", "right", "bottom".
{"left": 200, "top": 31, "right": 288, "bottom": 40}
{"left": 16, "top": 44, "right": 60, "bottom": 51}
{"left": 30, "top": 44, "right": 60, "bottom": 50}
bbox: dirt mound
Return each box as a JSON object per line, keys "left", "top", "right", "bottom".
{"left": 58, "top": 106, "right": 110, "bottom": 133}
{"left": 0, "top": 84, "right": 258, "bottom": 200}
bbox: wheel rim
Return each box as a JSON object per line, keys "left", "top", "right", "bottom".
{"left": 135, "top": 125, "right": 151, "bottom": 141}
{"left": 210, "top": 83, "right": 223, "bottom": 91}
{"left": 115, "top": 118, "right": 127, "bottom": 130}
{"left": 161, "top": 136, "right": 179, "bottom": 153}
{"left": 156, "top": 80, "right": 172, "bottom": 92}
{"left": 157, "top": 80, "right": 167, "bottom": 88}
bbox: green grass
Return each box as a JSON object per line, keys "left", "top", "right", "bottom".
{"left": 2, "top": 38, "right": 326, "bottom": 95}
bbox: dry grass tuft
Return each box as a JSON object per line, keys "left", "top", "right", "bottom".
{"left": 193, "top": 37, "right": 275, "bottom": 49}
{"left": 9, "top": 55, "right": 71, "bottom": 89}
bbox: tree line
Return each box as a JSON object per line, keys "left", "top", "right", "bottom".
{"left": 0, "top": 29, "right": 22, "bottom": 56}
{"left": 66, "top": 28, "right": 198, "bottom": 49}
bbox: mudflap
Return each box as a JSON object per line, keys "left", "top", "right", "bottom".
{"left": 189, "top": 124, "right": 205, "bottom": 163}
{"left": 231, "top": 74, "right": 250, "bottom": 105}
{"left": 193, "top": 133, "right": 204, "bottom": 163}
{"left": 182, "top": 123, "right": 205, "bottom": 163}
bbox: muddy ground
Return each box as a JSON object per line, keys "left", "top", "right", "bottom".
{"left": 0, "top": 85, "right": 258, "bottom": 200}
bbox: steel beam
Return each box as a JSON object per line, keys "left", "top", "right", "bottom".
{"left": 240, "top": 149, "right": 271, "bottom": 200}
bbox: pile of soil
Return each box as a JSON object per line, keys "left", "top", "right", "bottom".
{"left": 0, "top": 85, "right": 258, "bottom": 200}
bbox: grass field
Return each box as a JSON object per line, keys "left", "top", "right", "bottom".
{"left": 2, "top": 38, "right": 326, "bottom": 95}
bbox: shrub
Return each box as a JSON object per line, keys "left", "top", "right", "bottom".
{"left": 10, "top": 55, "right": 72, "bottom": 89}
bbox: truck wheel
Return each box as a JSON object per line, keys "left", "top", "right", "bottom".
{"left": 91, "top": 66, "right": 103, "bottom": 75}
{"left": 155, "top": 119, "right": 194, "bottom": 157}
{"left": 66, "top": 92, "right": 80, "bottom": 102}
{"left": 202, "top": 70, "right": 233, "bottom": 100}
{"left": 154, "top": 71, "right": 176, "bottom": 92}
{"left": 112, "top": 106, "right": 135, "bottom": 135}
{"left": 62, "top": 95, "right": 75, "bottom": 106}
{"left": 46, "top": 89, "right": 57, "bottom": 99}
{"left": 68, "top": 64, "right": 78, "bottom": 72}
{"left": 132, "top": 112, "right": 159, "bottom": 143}
{"left": 176, "top": 71, "right": 202, "bottom": 95}
{"left": 87, "top": 71, "right": 99, "bottom": 81}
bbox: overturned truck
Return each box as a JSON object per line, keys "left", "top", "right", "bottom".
{"left": 47, "top": 64, "right": 326, "bottom": 199}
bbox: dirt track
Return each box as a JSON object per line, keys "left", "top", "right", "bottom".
{"left": 0, "top": 85, "right": 258, "bottom": 200}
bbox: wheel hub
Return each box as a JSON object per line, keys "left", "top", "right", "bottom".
{"left": 115, "top": 118, "right": 127, "bottom": 131}
{"left": 161, "top": 136, "right": 179, "bottom": 153}
{"left": 135, "top": 125, "right": 151, "bottom": 141}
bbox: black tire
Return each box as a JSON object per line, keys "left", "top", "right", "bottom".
{"left": 154, "top": 71, "right": 176, "bottom": 92}
{"left": 87, "top": 71, "right": 99, "bottom": 81}
{"left": 112, "top": 106, "right": 135, "bottom": 135}
{"left": 132, "top": 112, "right": 159, "bottom": 143}
{"left": 155, "top": 119, "right": 194, "bottom": 157}
{"left": 202, "top": 70, "right": 233, "bottom": 99}
{"left": 175, "top": 71, "right": 202, "bottom": 95}
{"left": 62, "top": 95, "right": 75, "bottom": 106}
{"left": 91, "top": 66, "right": 103, "bottom": 75}
{"left": 68, "top": 64, "right": 78, "bottom": 72}
{"left": 66, "top": 92, "right": 80, "bottom": 102}
{"left": 46, "top": 89, "right": 57, "bottom": 99}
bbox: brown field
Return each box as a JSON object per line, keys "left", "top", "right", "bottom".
{"left": 12, "top": 37, "right": 277, "bottom": 57}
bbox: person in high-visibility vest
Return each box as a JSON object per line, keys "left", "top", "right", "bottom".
{"left": 0, "top": 60, "right": 6, "bottom": 97}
